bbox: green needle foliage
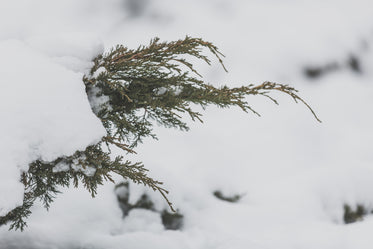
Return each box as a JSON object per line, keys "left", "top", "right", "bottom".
{"left": 0, "top": 36, "right": 320, "bottom": 231}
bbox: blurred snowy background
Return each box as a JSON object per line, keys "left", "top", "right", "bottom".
{"left": 1, "top": 0, "right": 373, "bottom": 248}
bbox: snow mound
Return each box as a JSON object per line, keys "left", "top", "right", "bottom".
{"left": 0, "top": 38, "right": 105, "bottom": 216}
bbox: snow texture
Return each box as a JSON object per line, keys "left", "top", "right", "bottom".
{"left": 0, "top": 2, "right": 106, "bottom": 216}
{"left": 2, "top": 0, "right": 373, "bottom": 248}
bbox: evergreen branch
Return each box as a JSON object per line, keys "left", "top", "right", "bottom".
{"left": 2, "top": 36, "right": 319, "bottom": 230}
{"left": 0, "top": 143, "right": 172, "bottom": 230}
{"left": 102, "top": 136, "right": 137, "bottom": 154}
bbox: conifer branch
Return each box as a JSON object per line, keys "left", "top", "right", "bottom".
{"left": 1, "top": 36, "right": 319, "bottom": 230}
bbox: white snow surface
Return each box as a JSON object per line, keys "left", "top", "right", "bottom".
{"left": 2, "top": 0, "right": 373, "bottom": 248}
{"left": 0, "top": 2, "right": 107, "bottom": 215}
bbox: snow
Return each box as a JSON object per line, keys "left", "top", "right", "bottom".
{"left": 155, "top": 86, "right": 183, "bottom": 96}
{"left": 0, "top": 39, "right": 105, "bottom": 216}
{"left": 52, "top": 162, "right": 70, "bottom": 173}
{"left": 2, "top": 0, "right": 373, "bottom": 248}
{"left": 86, "top": 85, "right": 112, "bottom": 116}
{"left": 71, "top": 164, "right": 97, "bottom": 177}
{"left": 92, "top": 66, "right": 108, "bottom": 78}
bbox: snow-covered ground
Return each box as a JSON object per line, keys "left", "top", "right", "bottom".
{"left": 1, "top": 0, "right": 373, "bottom": 248}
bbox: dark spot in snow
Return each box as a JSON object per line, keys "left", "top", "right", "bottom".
{"left": 343, "top": 204, "right": 368, "bottom": 224}
{"left": 161, "top": 210, "right": 183, "bottom": 230}
{"left": 213, "top": 190, "right": 242, "bottom": 203}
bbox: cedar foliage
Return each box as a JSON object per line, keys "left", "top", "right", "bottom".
{"left": 0, "top": 36, "right": 320, "bottom": 230}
